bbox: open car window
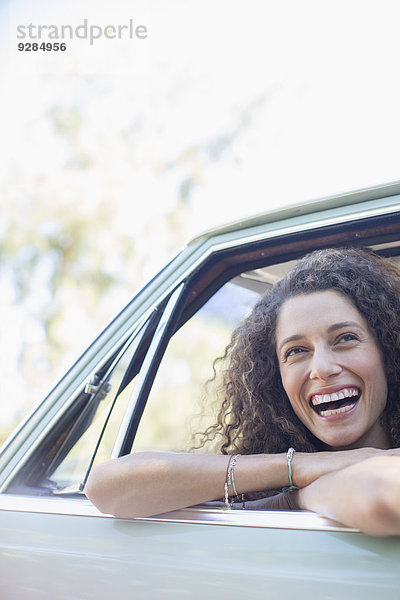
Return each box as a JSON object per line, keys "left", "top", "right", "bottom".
{"left": 132, "top": 257, "right": 302, "bottom": 456}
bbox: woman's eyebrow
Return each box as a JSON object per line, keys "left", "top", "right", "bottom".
{"left": 327, "top": 320, "right": 363, "bottom": 333}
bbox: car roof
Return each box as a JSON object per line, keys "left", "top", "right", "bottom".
{"left": 188, "top": 179, "right": 400, "bottom": 245}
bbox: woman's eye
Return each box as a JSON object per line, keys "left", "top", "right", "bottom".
{"left": 338, "top": 333, "right": 358, "bottom": 343}
{"left": 285, "top": 347, "right": 304, "bottom": 359}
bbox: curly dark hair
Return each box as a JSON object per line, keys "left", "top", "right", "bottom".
{"left": 202, "top": 247, "right": 400, "bottom": 456}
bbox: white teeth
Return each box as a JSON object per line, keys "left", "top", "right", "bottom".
{"left": 311, "top": 387, "right": 359, "bottom": 406}
{"left": 319, "top": 402, "right": 356, "bottom": 417}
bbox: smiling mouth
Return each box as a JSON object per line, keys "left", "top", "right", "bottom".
{"left": 310, "top": 387, "right": 361, "bottom": 417}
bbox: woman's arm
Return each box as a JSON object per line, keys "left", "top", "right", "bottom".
{"left": 297, "top": 455, "right": 400, "bottom": 536}
{"left": 84, "top": 451, "right": 289, "bottom": 517}
{"left": 85, "top": 447, "right": 390, "bottom": 518}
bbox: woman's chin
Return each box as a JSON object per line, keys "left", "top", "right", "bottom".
{"left": 314, "top": 421, "right": 390, "bottom": 450}
{"left": 313, "top": 430, "right": 362, "bottom": 450}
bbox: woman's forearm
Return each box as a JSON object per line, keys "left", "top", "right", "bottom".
{"left": 297, "top": 456, "right": 400, "bottom": 536}
{"left": 84, "top": 451, "right": 290, "bottom": 518}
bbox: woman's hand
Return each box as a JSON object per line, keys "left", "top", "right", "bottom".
{"left": 292, "top": 447, "right": 400, "bottom": 488}
{"left": 296, "top": 455, "right": 400, "bottom": 536}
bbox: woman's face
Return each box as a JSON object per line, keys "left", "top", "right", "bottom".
{"left": 275, "top": 290, "right": 389, "bottom": 449}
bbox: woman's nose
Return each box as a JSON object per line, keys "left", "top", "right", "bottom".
{"left": 309, "top": 347, "right": 342, "bottom": 380}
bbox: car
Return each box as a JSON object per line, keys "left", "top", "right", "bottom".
{"left": 1, "top": 181, "right": 400, "bottom": 599}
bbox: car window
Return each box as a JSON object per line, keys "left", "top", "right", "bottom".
{"left": 22, "top": 314, "right": 156, "bottom": 494}
{"left": 50, "top": 360, "right": 137, "bottom": 491}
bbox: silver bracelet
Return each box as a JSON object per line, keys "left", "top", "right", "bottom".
{"left": 282, "top": 447, "right": 299, "bottom": 492}
{"left": 224, "top": 454, "right": 242, "bottom": 509}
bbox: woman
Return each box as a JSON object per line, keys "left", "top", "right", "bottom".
{"left": 85, "top": 247, "right": 400, "bottom": 536}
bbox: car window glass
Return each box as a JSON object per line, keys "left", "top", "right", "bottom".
{"left": 47, "top": 317, "right": 153, "bottom": 491}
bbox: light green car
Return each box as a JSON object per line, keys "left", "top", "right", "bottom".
{"left": 1, "top": 181, "right": 400, "bottom": 599}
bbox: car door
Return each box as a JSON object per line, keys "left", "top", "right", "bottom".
{"left": 1, "top": 189, "right": 400, "bottom": 599}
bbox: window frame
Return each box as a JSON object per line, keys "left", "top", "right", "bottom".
{"left": 116, "top": 208, "right": 400, "bottom": 457}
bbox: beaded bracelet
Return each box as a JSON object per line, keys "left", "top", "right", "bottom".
{"left": 224, "top": 454, "right": 245, "bottom": 509}
{"left": 282, "top": 447, "right": 299, "bottom": 492}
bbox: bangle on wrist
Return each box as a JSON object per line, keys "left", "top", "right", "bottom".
{"left": 282, "top": 447, "right": 299, "bottom": 492}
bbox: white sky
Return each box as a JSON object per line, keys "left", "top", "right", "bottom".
{"left": 3, "top": 0, "right": 400, "bottom": 230}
